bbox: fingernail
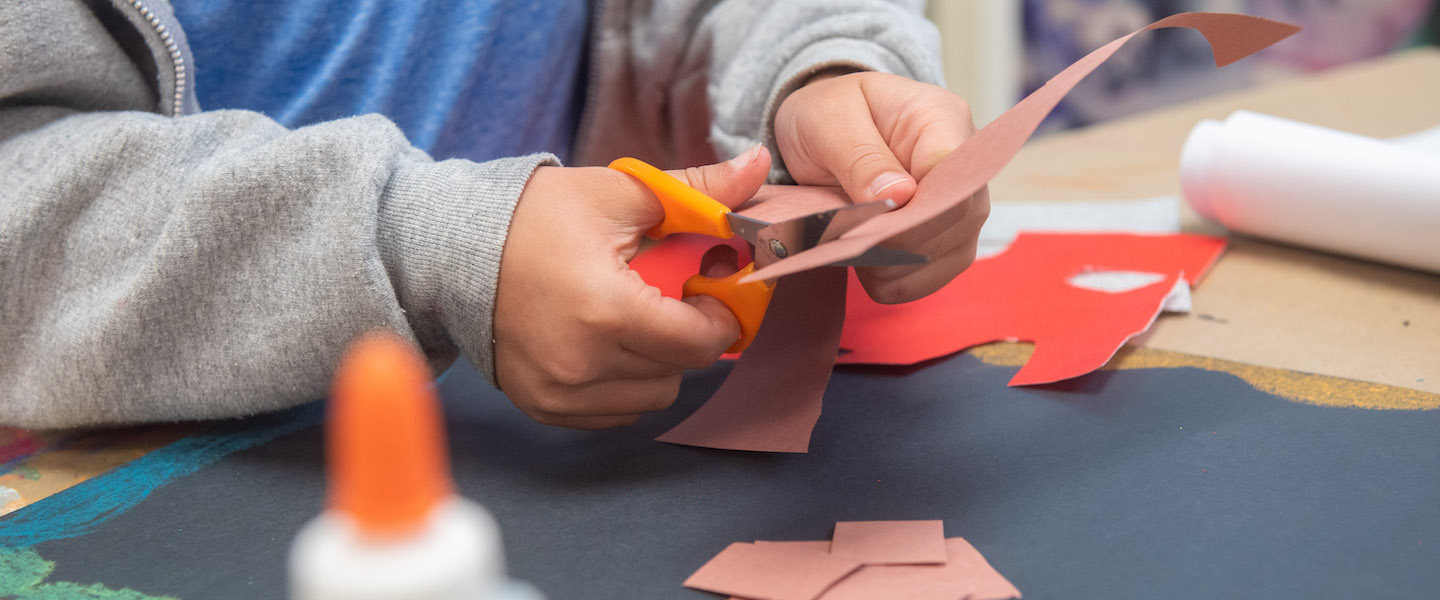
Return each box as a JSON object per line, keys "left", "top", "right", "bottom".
{"left": 728, "top": 145, "right": 762, "bottom": 168}
{"left": 867, "top": 172, "right": 910, "bottom": 200}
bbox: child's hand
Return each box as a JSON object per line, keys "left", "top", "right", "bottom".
{"left": 493, "top": 149, "right": 772, "bottom": 429}
{"left": 774, "top": 71, "right": 991, "bottom": 304}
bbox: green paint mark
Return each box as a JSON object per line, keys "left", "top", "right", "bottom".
{"left": 14, "top": 466, "right": 42, "bottom": 481}
{"left": 0, "top": 548, "right": 177, "bottom": 600}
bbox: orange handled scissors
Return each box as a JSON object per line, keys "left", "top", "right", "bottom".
{"left": 609, "top": 157, "right": 925, "bottom": 353}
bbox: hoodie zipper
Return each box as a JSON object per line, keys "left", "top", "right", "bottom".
{"left": 125, "top": 0, "right": 187, "bottom": 116}
{"left": 569, "top": 0, "right": 609, "bottom": 163}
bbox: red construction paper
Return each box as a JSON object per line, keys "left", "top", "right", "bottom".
{"left": 655, "top": 267, "right": 847, "bottom": 452}
{"left": 684, "top": 542, "right": 862, "bottom": 600}
{"left": 633, "top": 13, "right": 1293, "bottom": 452}
{"left": 838, "top": 233, "right": 1226, "bottom": 385}
{"left": 817, "top": 538, "right": 1021, "bottom": 600}
{"left": 829, "top": 520, "right": 948, "bottom": 566}
{"left": 741, "top": 13, "right": 1299, "bottom": 283}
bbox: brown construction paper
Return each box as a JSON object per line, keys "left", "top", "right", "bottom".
{"left": 683, "top": 542, "right": 862, "bottom": 600}
{"left": 818, "top": 538, "right": 1021, "bottom": 600}
{"left": 655, "top": 267, "right": 847, "bottom": 452}
{"left": 829, "top": 520, "right": 948, "bottom": 566}
{"left": 741, "top": 13, "right": 1300, "bottom": 283}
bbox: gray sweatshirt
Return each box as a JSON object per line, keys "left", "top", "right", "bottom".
{"left": 0, "top": 0, "right": 942, "bottom": 428}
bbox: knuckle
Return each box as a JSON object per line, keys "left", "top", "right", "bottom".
{"left": 844, "top": 146, "right": 897, "bottom": 177}
{"left": 540, "top": 353, "right": 600, "bottom": 387}
{"left": 683, "top": 165, "right": 714, "bottom": 195}
{"left": 575, "top": 297, "right": 626, "bottom": 335}
{"left": 632, "top": 376, "right": 684, "bottom": 413}
{"left": 524, "top": 409, "right": 567, "bottom": 427}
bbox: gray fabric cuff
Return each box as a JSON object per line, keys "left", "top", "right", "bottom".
{"left": 377, "top": 152, "right": 559, "bottom": 385}
{"left": 730, "top": 38, "right": 931, "bottom": 184}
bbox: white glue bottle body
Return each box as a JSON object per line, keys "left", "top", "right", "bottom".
{"left": 290, "top": 497, "right": 543, "bottom": 600}
{"left": 289, "top": 333, "right": 545, "bottom": 600}
{"left": 1180, "top": 110, "right": 1440, "bottom": 274}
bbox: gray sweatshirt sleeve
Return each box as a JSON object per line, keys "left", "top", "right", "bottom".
{"left": 0, "top": 1, "right": 557, "bottom": 428}
{"left": 0, "top": 106, "right": 554, "bottom": 428}
{"left": 699, "top": 0, "right": 945, "bottom": 182}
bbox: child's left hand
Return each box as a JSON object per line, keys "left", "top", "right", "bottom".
{"left": 774, "top": 71, "right": 991, "bottom": 304}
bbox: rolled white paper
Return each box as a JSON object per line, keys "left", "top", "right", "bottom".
{"left": 1180, "top": 111, "right": 1440, "bottom": 274}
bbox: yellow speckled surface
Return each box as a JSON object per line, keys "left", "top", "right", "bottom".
{"left": 968, "top": 342, "right": 1440, "bottom": 411}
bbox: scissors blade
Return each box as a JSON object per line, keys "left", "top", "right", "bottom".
{"left": 723, "top": 212, "right": 771, "bottom": 248}
{"left": 732, "top": 200, "right": 927, "bottom": 267}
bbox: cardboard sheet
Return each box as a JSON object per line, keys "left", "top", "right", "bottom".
{"left": 683, "top": 542, "right": 861, "bottom": 600}
{"left": 829, "top": 520, "right": 947, "bottom": 566}
{"left": 838, "top": 233, "right": 1226, "bottom": 386}
{"left": 741, "top": 13, "right": 1299, "bottom": 283}
{"left": 654, "top": 268, "right": 847, "bottom": 452}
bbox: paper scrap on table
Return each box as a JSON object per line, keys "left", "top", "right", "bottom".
{"left": 840, "top": 233, "right": 1226, "bottom": 385}
{"left": 830, "top": 520, "right": 948, "bottom": 566}
{"left": 818, "top": 539, "right": 1022, "bottom": 600}
{"left": 685, "top": 520, "right": 1019, "bottom": 600}
{"left": 636, "top": 13, "right": 1296, "bottom": 453}
{"left": 685, "top": 542, "right": 862, "bottom": 600}
{"left": 976, "top": 197, "right": 1181, "bottom": 259}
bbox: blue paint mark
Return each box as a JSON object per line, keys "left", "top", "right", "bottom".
{"left": 0, "top": 403, "right": 322, "bottom": 547}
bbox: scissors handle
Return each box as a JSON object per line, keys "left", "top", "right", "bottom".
{"left": 608, "top": 157, "right": 734, "bottom": 240}
{"left": 608, "top": 157, "right": 774, "bottom": 353}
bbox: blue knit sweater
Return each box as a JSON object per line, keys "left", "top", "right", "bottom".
{"left": 172, "top": 0, "right": 589, "bottom": 162}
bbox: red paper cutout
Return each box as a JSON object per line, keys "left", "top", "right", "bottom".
{"left": 838, "top": 233, "right": 1226, "bottom": 385}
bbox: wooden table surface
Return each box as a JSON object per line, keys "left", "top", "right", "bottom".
{"left": 4, "top": 47, "right": 1437, "bottom": 516}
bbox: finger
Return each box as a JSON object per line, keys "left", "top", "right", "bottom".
{"left": 896, "top": 89, "right": 976, "bottom": 181}
{"left": 858, "top": 245, "right": 978, "bottom": 304}
{"left": 795, "top": 96, "right": 917, "bottom": 206}
{"left": 668, "top": 145, "right": 773, "bottom": 210}
{"left": 858, "top": 186, "right": 990, "bottom": 303}
{"left": 508, "top": 372, "right": 682, "bottom": 424}
{"left": 615, "top": 272, "right": 741, "bottom": 368}
{"left": 528, "top": 414, "right": 641, "bottom": 430}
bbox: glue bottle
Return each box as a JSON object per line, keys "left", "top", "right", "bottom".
{"left": 290, "top": 333, "right": 544, "bottom": 600}
{"left": 1180, "top": 110, "right": 1440, "bottom": 274}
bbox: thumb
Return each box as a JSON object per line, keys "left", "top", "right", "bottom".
{"left": 820, "top": 126, "right": 917, "bottom": 208}
{"left": 667, "top": 145, "right": 772, "bottom": 210}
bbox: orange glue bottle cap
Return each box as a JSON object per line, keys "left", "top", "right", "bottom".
{"left": 328, "top": 332, "right": 452, "bottom": 537}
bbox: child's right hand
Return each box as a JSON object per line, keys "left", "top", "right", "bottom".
{"left": 492, "top": 148, "right": 773, "bottom": 429}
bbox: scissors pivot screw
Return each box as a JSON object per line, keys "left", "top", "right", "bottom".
{"left": 769, "top": 239, "right": 789, "bottom": 259}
